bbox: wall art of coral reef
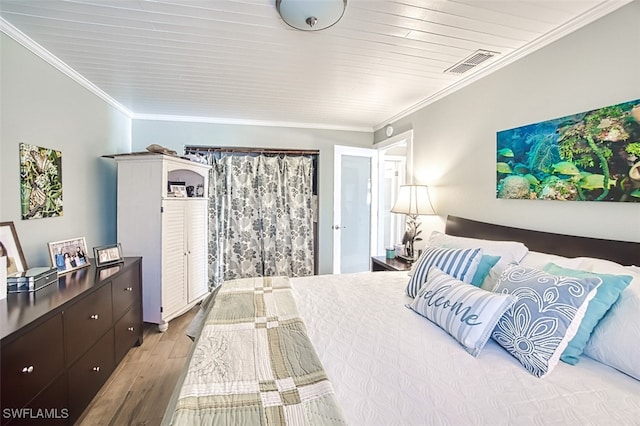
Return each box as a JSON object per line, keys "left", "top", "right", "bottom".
{"left": 496, "top": 99, "right": 640, "bottom": 202}
{"left": 20, "top": 143, "right": 63, "bottom": 219}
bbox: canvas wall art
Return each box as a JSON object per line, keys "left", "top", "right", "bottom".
{"left": 496, "top": 99, "right": 640, "bottom": 202}
{"left": 20, "top": 143, "right": 63, "bottom": 219}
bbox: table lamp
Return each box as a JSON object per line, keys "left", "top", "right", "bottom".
{"left": 391, "top": 185, "right": 435, "bottom": 262}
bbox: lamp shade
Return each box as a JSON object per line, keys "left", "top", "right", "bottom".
{"left": 391, "top": 185, "right": 436, "bottom": 216}
{"left": 276, "top": 0, "right": 347, "bottom": 31}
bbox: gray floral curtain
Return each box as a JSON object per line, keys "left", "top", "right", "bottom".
{"left": 206, "top": 154, "right": 314, "bottom": 287}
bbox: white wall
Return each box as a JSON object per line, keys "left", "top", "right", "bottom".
{"left": 376, "top": 1, "right": 640, "bottom": 245}
{"left": 0, "top": 34, "right": 131, "bottom": 267}
{"left": 132, "top": 119, "right": 373, "bottom": 274}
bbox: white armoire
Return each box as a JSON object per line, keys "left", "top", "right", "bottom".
{"left": 113, "top": 153, "right": 211, "bottom": 331}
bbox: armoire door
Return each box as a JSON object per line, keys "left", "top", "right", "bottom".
{"left": 186, "top": 199, "right": 208, "bottom": 303}
{"left": 161, "top": 200, "right": 188, "bottom": 319}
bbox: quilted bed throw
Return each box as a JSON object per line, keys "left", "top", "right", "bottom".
{"left": 170, "top": 276, "right": 346, "bottom": 425}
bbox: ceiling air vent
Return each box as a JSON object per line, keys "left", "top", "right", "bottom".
{"left": 444, "top": 49, "right": 500, "bottom": 74}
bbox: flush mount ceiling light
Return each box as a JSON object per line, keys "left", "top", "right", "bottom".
{"left": 276, "top": 0, "right": 347, "bottom": 31}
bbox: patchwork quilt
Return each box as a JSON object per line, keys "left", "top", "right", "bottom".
{"left": 170, "top": 276, "right": 346, "bottom": 425}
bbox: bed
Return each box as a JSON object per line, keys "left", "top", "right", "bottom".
{"left": 163, "top": 215, "right": 640, "bottom": 425}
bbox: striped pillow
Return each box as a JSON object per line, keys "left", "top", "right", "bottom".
{"left": 406, "top": 246, "right": 482, "bottom": 298}
{"left": 407, "top": 267, "right": 517, "bottom": 357}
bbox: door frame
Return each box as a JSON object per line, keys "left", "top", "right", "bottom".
{"left": 373, "top": 129, "right": 414, "bottom": 255}
{"left": 332, "top": 145, "right": 378, "bottom": 274}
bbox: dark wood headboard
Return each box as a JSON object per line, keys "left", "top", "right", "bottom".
{"left": 445, "top": 216, "right": 639, "bottom": 267}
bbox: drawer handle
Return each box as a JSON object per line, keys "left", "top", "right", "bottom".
{"left": 90, "top": 314, "right": 99, "bottom": 320}
{"left": 22, "top": 366, "right": 34, "bottom": 374}
{"left": 92, "top": 366, "right": 100, "bottom": 372}
{"left": 127, "top": 327, "right": 135, "bottom": 332}
{"left": 124, "top": 287, "right": 133, "bottom": 292}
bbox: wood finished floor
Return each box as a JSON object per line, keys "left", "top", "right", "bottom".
{"left": 75, "top": 306, "right": 198, "bottom": 426}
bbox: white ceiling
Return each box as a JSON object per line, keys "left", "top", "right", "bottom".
{"left": 0, "top": 0, "right": 629, "bottom": 132}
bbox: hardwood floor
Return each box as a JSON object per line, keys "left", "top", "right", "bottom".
{"left": 75, "top": 306, "right": 198, "bottom": 426}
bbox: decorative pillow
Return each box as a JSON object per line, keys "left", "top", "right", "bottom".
{"left": 491, "top": 266, "right": 601, "bottom": 378}
{"left": 427, "top": 231, "right": 528, "bottom": 269}
{"left": 406, "top": 246, "right": 482, "bottom": 298}
{"left": 579, "top": 262, "right": 640, "bottom": 381}
{"left": 543, "top": 263, "right": 632, "bottom": 365}
{"left": 471, "top": 255, "right": 501, "bottom": 287}
{"left": 407, "top": 267, "right": 517, "bottom": 357}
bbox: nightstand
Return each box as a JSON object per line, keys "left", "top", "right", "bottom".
{"left": 371, "top": 256, "right": 413, "bottom": 272}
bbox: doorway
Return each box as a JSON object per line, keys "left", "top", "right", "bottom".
{"left": 332, "top": 146, "right": 378, "bottom": 274}
{"left": 374, "top": 129, "right": 413, "bottom": 256}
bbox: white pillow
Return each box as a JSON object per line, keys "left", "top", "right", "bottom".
{"left": 518, "top": 251, "right": 587, "bottom": 270}
{"left": 427, "top": 231, "right": 528, "bottom": 269}
{"left": 625, "top": 265, "right": 640, "bottom": 274}
{"left": 580, "top": 262, "right": 640, "bottom": 381}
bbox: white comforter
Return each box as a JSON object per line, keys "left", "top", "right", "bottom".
{"left": 291, "top": 271, "right": 640, "bottom": 426}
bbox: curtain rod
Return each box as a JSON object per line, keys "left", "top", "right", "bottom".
{"left": 185, "top": 146, "right": 319, "bottom": 156}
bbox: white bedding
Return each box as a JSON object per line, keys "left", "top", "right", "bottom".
{"left": 291, "top": 271, "right": 640, "bottom": 425}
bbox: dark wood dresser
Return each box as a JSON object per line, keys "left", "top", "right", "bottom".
{"left": 0, "top": 257, "right": 143, "bottom": 425}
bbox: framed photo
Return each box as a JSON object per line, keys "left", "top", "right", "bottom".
{"left": 0, "top": 221, "right": 28, "bottom": 276}
{"left": 170, "top": 184, "right": 188, "bottom": 198}
{"left": 48, "top": 237, "right": 90, "bottom": 274}
{"left": 93, "top": 243, "right": 124, "bottom": 268}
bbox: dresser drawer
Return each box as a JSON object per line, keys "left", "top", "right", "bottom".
{"left": 111, "top": 265, "right": 140, "bottom": 321}
{"left": 0, "top": 313, "right": 64, "bottom": 412}
{"left": 67, "top": 329, "right": 115, "bottom": 423}
{"left": 114, "top": 303, "right": 142, "bottom": 364}
{"left": 63, "top": 283, "right": 113, "bottom": 365}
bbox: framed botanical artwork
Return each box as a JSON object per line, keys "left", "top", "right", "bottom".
{"left": 20, "top": 143, "right": 64, "bottom": 219}
{"left": 93, "top": 243, "right": 124, "bottom": 268}
{"left": 48, "top": 237, "right": 90, "bottom": 274}
{"left": 0, "top": 221, "right": 28, "bottom": 276}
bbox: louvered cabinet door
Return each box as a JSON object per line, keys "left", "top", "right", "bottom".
{"left": 161, "top": 199, "right": 188, "bottom": 321}
{"left": 186, "top": 199, "right": 208, "bottom": 303}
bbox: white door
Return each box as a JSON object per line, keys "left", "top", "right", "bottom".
{"left": 333, "top": 146, "right": 378, "bottom": 274}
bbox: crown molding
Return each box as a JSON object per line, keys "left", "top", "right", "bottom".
{"left": 132, "top": 113, "right": 372, "bottom": 133}
{"left": 1, "top": 17, "right": 133, "bottom": 118}
{"left": 373, "top": 0, "right": 632, "bottom": 131}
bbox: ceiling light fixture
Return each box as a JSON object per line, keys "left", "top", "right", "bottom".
{"left": 276, "top": 0, "right": 347, "bottom": 31}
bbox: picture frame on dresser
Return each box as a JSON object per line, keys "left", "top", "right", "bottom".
{"left": 0, "top": 221, "right": 27, "bottom": 276}
{"left": 48, "top": 237, "right": 90, "bottom": 274}
{"left": 93, "top": 243, "right": 124, "bottom": 268}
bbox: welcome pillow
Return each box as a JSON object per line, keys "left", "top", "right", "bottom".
{"left": 406, "top": 246, "right": 482, "bottom": 298}
{"left": 407, "top": 267, "right": 516, "bottom": 357}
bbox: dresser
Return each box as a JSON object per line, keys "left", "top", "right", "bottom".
{"left": 112, "top": 153, "right": 211, "bottom": 331}
{"left": 0, "top": 258, "right": 142, "bottom": 425}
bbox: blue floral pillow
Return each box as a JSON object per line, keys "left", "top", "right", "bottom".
{"left": 491, "top": 266, "right": 601, "bottom": 378}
